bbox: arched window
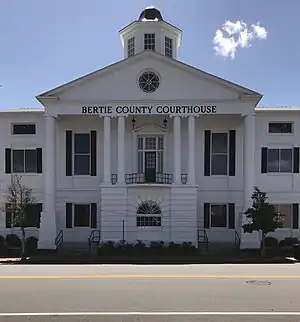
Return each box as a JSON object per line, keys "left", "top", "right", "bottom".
{"left": 136, "top": 200, "right": 161, "bottom": 227}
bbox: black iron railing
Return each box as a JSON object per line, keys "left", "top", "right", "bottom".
{"left": 88, "top": 230, "right": 101, "bottom": 251}
{"left": 234, "top": 230, "right": 241, "bottom": 249}
{"left": 111, "top": 173, "right": 188, "bottom": 185}
{"left": 198, "top": 229, "right": 209, "bottom": 251}
{"left": 55, "top": 229, "right": 63, "bottom": 249}
{"left": 125, "top": 172, "right": 173, "bottom": 184}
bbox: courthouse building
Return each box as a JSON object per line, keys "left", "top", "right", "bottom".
{"left": 0, "top": 7, "right": 299, "bottom": 250}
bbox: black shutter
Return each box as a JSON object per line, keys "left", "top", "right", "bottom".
{"left": 204, "top": 203, "right": 210, "bottom": 228}
{"left": 5, "top": 203, "right": 12, "bottom": 228}
{"left": 228, "top": 203, "right": 235, "bottom": 229}
{"left": 229, "top": 130, "right": 236, "bottom": 176}
{"left": 36, "top": 148, "right": 43, "bottom": 173}
{"left": 293, "top": 147, "right": 299, "bottom": 173}
{"left": 5, "top": 148, "right": 11, "bottom": 174}
{"left": 90, "top": 131, "right": 97, "bottom": 176}
{"left": 204, "top": 130, "right": 211, "bottom": 176}
{"left": 91, "top": 203, "right": 97, "bottom": 228}
{"left": 261, "top": 147, "right": 268, "bottom": 173}
{"left": 66, "top": 203, "right": 73, "bottom": 228}
{"left": 292, "top": 203, "right": 299, "bottom": 229}
{"left": 66, "top": 131, "right": 72, "bottom": 176}
{"left": 37, "top": 203, "right": 43, "bottom": 228}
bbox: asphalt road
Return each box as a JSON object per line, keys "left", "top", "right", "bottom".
{"left": 1, "top": 264, "right": 300, "bottom": 321}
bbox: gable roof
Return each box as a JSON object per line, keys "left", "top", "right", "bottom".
{"left": 36, "top": 50, "right": 262, "bottom": 100}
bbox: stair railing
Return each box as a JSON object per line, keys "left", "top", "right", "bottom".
{"left": 88, "top": 230, "right": 101, "bottom": 251}
{"left": 55, "top": 230, "right": 64, "bottom": 249}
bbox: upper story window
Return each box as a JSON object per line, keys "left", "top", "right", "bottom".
{"left": 127, "top": 37, "right": 135, "bottom": 57}
{"left": 164, "top": 36, "right": 173, "bottom": 57}
{"left": 144, "top": 33, "right": 155, "bottom": 51}
{"left": 11, "top": 148, "right": 42, "bottom": 173}
{"left": 12, "top": 124, "right": 36, "bottom": 135}
{"left": 268, "top": 122, "right": 293, "bottom": 134}
{"left": 211, "top": 133, "right": 228, "bottom": 175}
{"left": 74, "top": 133, "right": 90, "bottom": 175}
{"left": 267, "top": 148, "right": 292, "bottom": 173}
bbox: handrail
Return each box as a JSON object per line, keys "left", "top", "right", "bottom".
{"left": 55, "top": 230, "right": 63, "bottom": 248}
{"left": 198, "top": 229, "right": 209, "bottom": 251}
{"left": 88, "top": 230, "right": 101, "bottom": 251}
{"left": 234, "top": 230, "right": 241, "bottom": 249}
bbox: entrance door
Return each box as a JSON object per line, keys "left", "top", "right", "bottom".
{"left": 144, "top": 151, "right": 156, "bottom": 183}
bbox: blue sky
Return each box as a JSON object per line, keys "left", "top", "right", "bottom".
{"left": 0, "top": 0, "right": 298, "bottom": 108}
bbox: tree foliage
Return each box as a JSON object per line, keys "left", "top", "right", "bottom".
{"left": 243, "top": 186, "right": 283, "bottom": 237}
{"left": 4, "top": 175, "right": 36, "bottom": 257}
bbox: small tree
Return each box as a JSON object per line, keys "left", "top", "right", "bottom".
{"left": 4, "top": 175, "right": 36, "bottom": 258}
{"left": 243, "top": 186, "right": 283, "bottom": 256}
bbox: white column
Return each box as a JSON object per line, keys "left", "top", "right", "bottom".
{"left": 117, "top": 116, "right": 125, "bottom": 184}
{"left": 173, "top": 116, "right": 181, "bottom": 184}
{"left": 241, "top": 113, "right": 259, "bottom": 249}
{"left": 243, "top": 114, "right": 256, "bottom": 208}
{"left": 188, "top": 116, "right": 196, "bottom": 185}
{"left": 103, "top": 116, "right": 111, "bottom": 184}
{"left": 38, "top": 116, "right": 56, "bottom": 250}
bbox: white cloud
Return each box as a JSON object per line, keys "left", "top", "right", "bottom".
{"left": 213, "top": 20, "right": 268, "bottom": 59}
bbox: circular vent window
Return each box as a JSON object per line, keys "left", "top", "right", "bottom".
{"left": 138, "top": 71, "right": 160, "bottom": 93}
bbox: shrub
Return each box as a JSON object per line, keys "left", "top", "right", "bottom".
{"left": 25, "top": 236, "right": 38, "bottom": 255}
{"left": 279, "top": 237, "right": 299, "bottom": 247}
{"left": 6, "top": 234, "right": 21, "bottom": 248}
{"left": 264, "top": 236, "right": 278, "bottom": 247}
{"left": 0, "top": 235, "right": 6, "bottom": 255}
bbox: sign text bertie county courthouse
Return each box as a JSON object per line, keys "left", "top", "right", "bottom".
{"left": 81, "top": 104, "right": 217, "bottom": 116}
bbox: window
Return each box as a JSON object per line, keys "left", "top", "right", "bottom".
{"left": 273, "top": 204, "right": 292, "bottom": 228}
{"left": 74, "top": 204, "right": 90, "bottom": 227}
{"left": 127, "top": 37, "right": 135, "bottom": 57}
{"left": 137, "top": 136, "right": 164, "bottom": 173}
{"left": 211, "top": 204, "right": 227, "bottom": 228}
{"left": 269, "top": 122, "right": 293, "bottom": 134}
{"left": 267, "top": 148, "right": 292, "bottom": 173}
{"left": 165, "top": 36, "right": 173, "bottom": 57}
{"left": 138, "top": 70, "right": 160, "bottom": 93}
{"left": 74, "top": 133, "right": 90, "bottom": 175}
{"left": 12, "top": 124, "right": 36, "bottom": 135}
{"left": 136, "top": 200, "right": 162, "bottom": 227}
{"left": 13, "top": 149, "right": 37, "bottom": 173}
{"left": 6, "top": 203, "right": 42, "bottom": 228}
{"left": 144, "top": 33, "right": 155, "bottom": 51}
{"left": 211, "top": 133, "right": 228, "bottom": 175}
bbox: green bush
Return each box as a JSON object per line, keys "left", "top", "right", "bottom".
{"left": 6, "top": 234, "right": 21, "bottom": 248}
{"left": 264, "top": 236, "right": 278, "bottom": 247}
{"left": 98, "top": 240, "right": 198, "bottom": 256}
{"left": 0, "top": 235, "right": 6, "bottom": 255}
{"left": 279, "top": 237, "right": 299, "bottom": 247}
{"left": 25, "top": 236, "right": 38, "bottom": 255}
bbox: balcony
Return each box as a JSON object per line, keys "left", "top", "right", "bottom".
{"left": 111, "top": 173, "right": 187, "bottom": 185}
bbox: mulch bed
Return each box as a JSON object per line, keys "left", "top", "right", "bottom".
{"left": 0, "top": 254, "right": 297, "bottom": 265}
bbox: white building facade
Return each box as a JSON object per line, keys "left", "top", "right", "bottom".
{"left": 0, "top": 7, "right": 299, "bottom": 250}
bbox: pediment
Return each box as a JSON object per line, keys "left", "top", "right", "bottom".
{"left": 37, "top": 51, "right": 262, "bottom": 108}
{"left": 133, "top": 124, "right": 167, "bottom": 134}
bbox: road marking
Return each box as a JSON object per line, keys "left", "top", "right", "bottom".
{"left": 0, "top": 312, "right": 300, "bottom": 316}
{"left": 1, "top": 274, "right": 300, "bottom": 279}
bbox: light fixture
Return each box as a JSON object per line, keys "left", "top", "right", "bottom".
{"left": 163, "top": 116, "right": 168, "bottom": 127}
{"left": 132, "top": 117, "right": 136, "bottom": 129}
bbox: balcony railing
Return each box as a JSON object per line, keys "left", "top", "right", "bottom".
{"left": 111, "top": 173, "right": 188, "bottom": 185}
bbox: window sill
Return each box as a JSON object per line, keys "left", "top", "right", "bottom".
{"left": 136, "top": 226, "right": 162, "bottom": 229}
{"left": 264, "top": 173, "right": 294, "bottom": 176}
